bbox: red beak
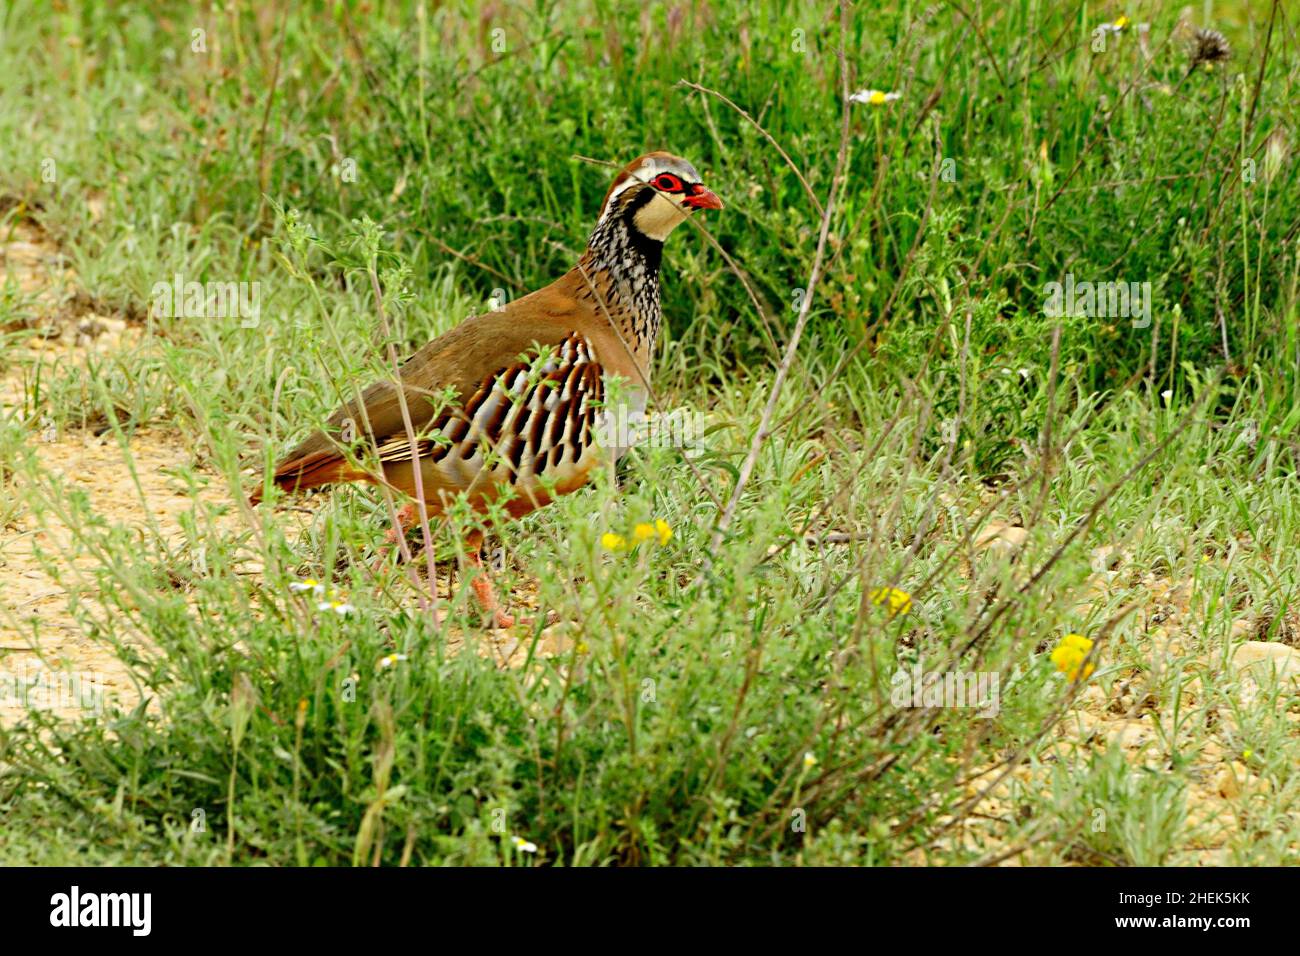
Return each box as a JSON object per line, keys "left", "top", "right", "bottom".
{"left": 683, "top": 184, "right": 724, "bottom": 210}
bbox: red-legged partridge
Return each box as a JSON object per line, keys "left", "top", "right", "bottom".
{"left": 252, "top": 151, "right": 723, "bottom": 626}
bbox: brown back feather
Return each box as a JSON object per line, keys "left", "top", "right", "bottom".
{"left": 261, "top": 302, "right": 582, "bottom": 492}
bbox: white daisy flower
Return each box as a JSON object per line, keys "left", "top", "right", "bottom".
{"left": 511, "top": 836, "right": 537, "bottom": 853}
{"left": 377, "top": 653, "right": 408, "bottom": 669}
{"left": 848, "top": 89, "right": 901, "bottom": 106}
{"left": 1094, "top": 16, "right": 1132, "bottom": 39}
{"left": 289, "top": 578, "right": 326, "bottom": 595}
{"left": 317, "top": 599, "right": 356, "bottom": 616}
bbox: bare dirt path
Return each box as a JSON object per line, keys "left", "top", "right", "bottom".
{"left": 0, "top": 218, "right": 222, "bottom": 720}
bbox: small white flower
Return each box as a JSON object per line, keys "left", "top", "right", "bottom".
{"left": 511, "top": 836, "right": 537, "bottom": 853}
{"left": 803, "top": 752, "right": 818, "bottom": 769}
{"left": 289, "top": 577, "right": 326, "bottom": 595}
{"left": 377, "top": 653, "right": 408, "bottom": 669}
{"left": 1161, "top": 389, "right": 1173, "bottom": 404}
{"left": 317, "top": 599, "right": 356, "bottom": 616}
{"left": 849, "top": 89, "right": 901, "bottom": 106}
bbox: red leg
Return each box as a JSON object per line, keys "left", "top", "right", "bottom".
{"left": 385, "top": 503, "right": 418, "bottom": 545}
{"left": 371, "top": 502, "right": 419, "bottom": 571}
{"left": 463, "top": 529, "right": 514, "bottom": 629}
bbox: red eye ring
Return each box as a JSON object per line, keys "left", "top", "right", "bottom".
{"left": 653, "top": 173, "right": 683, "bottom": 192}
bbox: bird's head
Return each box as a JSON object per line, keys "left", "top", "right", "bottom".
{"left": 597, "top": 151, "right": 723, "bottom": 242}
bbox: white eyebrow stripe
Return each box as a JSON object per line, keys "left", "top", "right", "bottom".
{"left": 600, "top": 173, "right": 648, "bottom": 217}
{"left": 598, "top": 159, "right": 703, "bottom": 218}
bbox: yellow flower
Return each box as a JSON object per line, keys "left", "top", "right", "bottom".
{"left": 1113, "top": 15, "right": 1130, "bottom": 30}
{"left": 1242, "top": 748, "right": 1253, "bottom": 761}
{"left": 1050, "top": 633, "right": 1096, "bottom": 681}
{"left": 803, "top": 752, "right": 818, "bottom": 769}
{"left": 869, "top": 587, "right": 913, "bottom": 617}
{"left": 1062, "top": 633, "right": 1092, "bottom": 652}
{"left": 601, "top": 532, "right": 628, "bottom": 552}
{"left": 631, "top": 519, "right": 673, "bottom": 546}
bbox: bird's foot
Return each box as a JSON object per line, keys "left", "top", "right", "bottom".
{"left": 470, "top": 573, "right": 515, "bottom": 629}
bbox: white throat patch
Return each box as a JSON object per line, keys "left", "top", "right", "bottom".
{"left": 632, "top": 190, "right": 690, "bottom": 240}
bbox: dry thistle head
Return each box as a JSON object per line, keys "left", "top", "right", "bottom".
{"left": 1191, "top": 28, "right": 1231, "bottom": 68}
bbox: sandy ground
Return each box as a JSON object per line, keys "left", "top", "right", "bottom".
{"left": 924, "top": 524, "right": 1300, "bottom": 864}
{"left": 0, "top": 217, "right": 566, "bottom": 724}
{"left": 0, "top": 219, "right": 204, "bottom": 719}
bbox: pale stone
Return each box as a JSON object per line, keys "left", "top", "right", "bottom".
{"left": 975, "top": 522, "right": 1028, "bottom": 555}
{"left": 1231, "top": 641, "right": 1300, "bottom": 684}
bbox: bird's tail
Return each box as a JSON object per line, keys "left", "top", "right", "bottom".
{"left": 248, "top": 451, "right": 369, "bottom": 505}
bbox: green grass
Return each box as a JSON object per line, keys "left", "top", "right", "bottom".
{"left": 1, "top": 0, "right": 1299, "bottom": 865}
